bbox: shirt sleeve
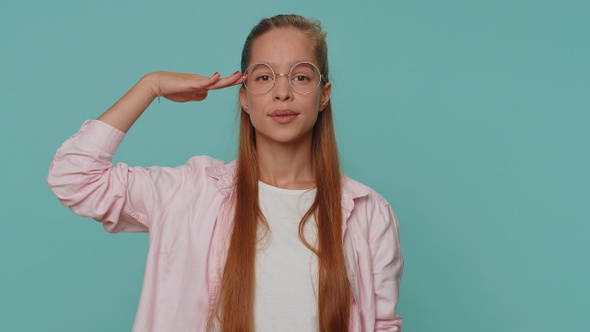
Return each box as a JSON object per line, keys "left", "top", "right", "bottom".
{"left": 370, "top": 200, "right": 404, "bottom": 331}
{"left": 47, "top": 120, "right": 193, "bottom": 233}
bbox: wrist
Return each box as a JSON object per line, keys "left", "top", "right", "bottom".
{"left": 138, "top": 72, "right": 160, "bottom": 100}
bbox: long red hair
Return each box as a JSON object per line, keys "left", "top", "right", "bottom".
{"left": 216, "top": 14, "right": 350, "bottom": 331}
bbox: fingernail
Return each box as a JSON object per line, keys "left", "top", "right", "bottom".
{"left": 233, "top": 70, "right": 240, "bottom": 75}
{"left": 213, "top": 72, "right": 219, "bottom": 76}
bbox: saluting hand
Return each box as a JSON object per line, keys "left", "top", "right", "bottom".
{"left": 97, "top": 70, "right": 243, "bottom": 133}
{"left": 156, "top": 71, "right": 243, "bottom": 103}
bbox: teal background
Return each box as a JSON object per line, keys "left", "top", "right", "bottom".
{"left": 1, "top": 0, "right": 589, "bottom": 331}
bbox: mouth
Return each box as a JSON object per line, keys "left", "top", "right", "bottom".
{"left": 268, "top": 109, "right": 299, "bottom": 124}
{"left": 269, "top": 109, "right": 298, "bottom": 116}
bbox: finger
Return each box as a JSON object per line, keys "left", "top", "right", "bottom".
{"left": 209, "top": 71, "right": 221, "bottom": 80}
{"left": 207, "top": 71, "right": 243, "bottom": 90}
{"left": 185, "top": 71, "right": 241, "bottom": 93}
{"left": 191, "top": 71, "right": 230, "bottom": 90}
{"left": 178, "top": 72, "right": 220, "bottom": 93}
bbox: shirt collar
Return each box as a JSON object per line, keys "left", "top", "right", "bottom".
{"left": 341, "top": 175, "right": 370, "bottom": 212}
{"left": 205, "top": 160, "right": 237, "bottom": 196}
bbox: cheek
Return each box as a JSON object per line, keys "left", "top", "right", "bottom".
{"left": 244, "top": 94, "right": 265, "bottom": 111}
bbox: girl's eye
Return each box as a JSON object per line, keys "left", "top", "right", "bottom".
{"left": 256, "top": 74, "right": 274, "bottom": 82}
{"left": 292, "top": 75, "right": 310, "bottom": 82}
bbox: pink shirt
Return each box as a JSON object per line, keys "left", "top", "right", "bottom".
{"left": 47, "top": 120, "right": 403, "bottom": 331}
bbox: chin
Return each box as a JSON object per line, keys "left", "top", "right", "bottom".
{"left": 256, "top": 130, "right": 312, "bottom": 145}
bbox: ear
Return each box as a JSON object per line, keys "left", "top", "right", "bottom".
{"left": 239, "top": 87, "right": 249, "bottom": 113}
{"left": 319, "top": 82, "right": 331, "bottom": 112}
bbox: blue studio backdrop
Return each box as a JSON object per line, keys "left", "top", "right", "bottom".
{"left": 1, "top": 1, "right": 589, "bottom": 331}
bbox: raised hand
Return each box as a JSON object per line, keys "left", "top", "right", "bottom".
{"left": 157, "top": 71, "right": 243, "bottom": 103}
{"left": 97, "top": 70, "right": 243, "bottom": 133}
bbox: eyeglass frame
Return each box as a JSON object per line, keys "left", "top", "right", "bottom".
{"left": 241, "top": 61, "right": 326, "bottom": 95}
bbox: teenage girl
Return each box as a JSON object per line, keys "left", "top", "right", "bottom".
{"left": 48, "top": 14, "right": 403, "bottom": 332}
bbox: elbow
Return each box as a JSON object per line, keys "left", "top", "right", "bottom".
{"left": 47, "top": 166, "right": 68, "bottom": 205}
{"left": 46, "top": 164, "right": 79, "bottom": 207}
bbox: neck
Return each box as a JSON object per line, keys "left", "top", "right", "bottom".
{"left": 255, "top": 135, "right": 315, "bottom": 190}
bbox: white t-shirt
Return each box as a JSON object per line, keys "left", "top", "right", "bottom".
{"left": 254, "top": 181, "right": 319, "bottom": 331}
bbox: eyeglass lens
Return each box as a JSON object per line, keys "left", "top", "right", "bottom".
{"left": 244, "top": 62, "right": 321, "bottom": 95}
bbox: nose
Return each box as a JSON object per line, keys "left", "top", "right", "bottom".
{"left": 272, "top": 73, "right": 293, "bottom": 101}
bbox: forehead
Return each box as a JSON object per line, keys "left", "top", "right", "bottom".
{"left": 249, "top": 28, "right": 317, "bottom": 68}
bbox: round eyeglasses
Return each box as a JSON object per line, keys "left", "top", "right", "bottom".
{"left": 242, "top": 61, "right": 324, "bottom": 95}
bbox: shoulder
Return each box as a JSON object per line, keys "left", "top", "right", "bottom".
{"left": 142, "top": 156, "right": 230, "bottom": 189}
{"left": 341, "top": 174, "right": 398, "bottom": 231}
{"left": 183, "top": 155, "right": 227, "bottom": 170}
{"left": 145, "top": 155, "right": 226, "bottom": 177}
{"left": 342, "top": 174, "right": 392, "bottom": 210}
{"left": 176, "top": 156, "right": 236, "bottom": 183}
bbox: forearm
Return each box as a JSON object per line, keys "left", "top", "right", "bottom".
{"left": 97, "top": 72, "right": 159, "bottom": 133}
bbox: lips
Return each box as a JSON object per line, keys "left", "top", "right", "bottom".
{"left": 269, "top": 109, "right": 298, "bottom": 117}
{"left": 268, "top": 109, "right": 299, "bottom": 124}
